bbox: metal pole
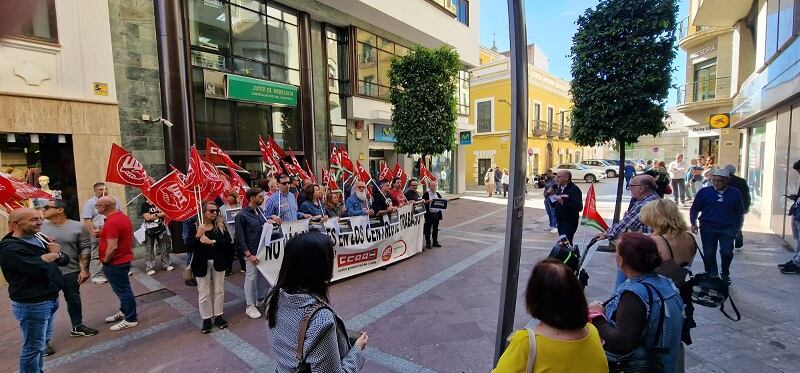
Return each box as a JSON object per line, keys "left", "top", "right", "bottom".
{"left": 494, "top": 0, "right": 529, "bottom": 364}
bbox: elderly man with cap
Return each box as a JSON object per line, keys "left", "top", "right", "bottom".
{"left": 690, "top": 168, "right": 745, "bottom": 285}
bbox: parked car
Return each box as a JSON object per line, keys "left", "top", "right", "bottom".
{"left": 581, "top": 160, "right": 618, "bottom": 178}
{"left": 549, "top": 163, "right": 606, "bottom": 183}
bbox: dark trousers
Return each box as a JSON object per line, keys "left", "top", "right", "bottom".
{"left": 671, "top": 179, "right": 686, "bottom": 203}
{"left": 103, "top": 263, "right": 137, "bottom": 322}
{"left": 700, "top": 225, "right": 736, "bottom": 278}
{"left": 61, "top": 271, "right": 83, "bottom": 327}
{"left": 424, "top": 212, "right": 441, "bottom": 245}
{"left": 558, "top": 223, "right": 578, "bottom": 244}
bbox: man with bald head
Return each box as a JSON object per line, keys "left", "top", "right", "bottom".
{"left": 95, "top": 196, "right": 138, "bottom": 331}
{"left": 550, "top": 170, "right": 583, "bottom": 242}
{"left": 0, "top": 208, "right": 70, "bottom": 371}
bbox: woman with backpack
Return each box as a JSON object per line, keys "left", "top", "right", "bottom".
{"left": 266, "top": 231, "right": 368, "bottom": 372}
{"left": 493, "top": 259, "right": 607, "bottom": 373}
{"left": 589, "top": 232, "right": 684, "bottom": 373}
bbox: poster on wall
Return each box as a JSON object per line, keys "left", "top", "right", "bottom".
{"left": 255, "top": 204, "right": 426, "bottom": 283}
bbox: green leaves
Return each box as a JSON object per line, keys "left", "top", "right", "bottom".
{"left": 388, "top": 46, "right": 460, "bottom": 156}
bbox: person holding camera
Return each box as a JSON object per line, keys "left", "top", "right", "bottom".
{"left": 541, "top": 170, "right": 559, "bottom": 234}
{"left": 0, "top": 207, "right": 70, "bottom": 372}
{"left": 140, "top": 198, "right": 174, "bottom": 276}
{"left": 267, "top": 231, "right": 367, "bottom": 372}
{"left": 589, "top": 233, "right": 684, "bottom": 373}
{"left": 550, "top": 170, "right": 583, "bottom": 243}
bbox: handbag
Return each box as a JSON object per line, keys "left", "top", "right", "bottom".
{"left": 145, "top": 223, "right": 167, "bottom": 237}
{"left": 182, "top": 255, "right": 195, "bottom": 281}
{"left": 293, "top": 302, "right": 331, "bottom": 373}
{"left": 606, "top": 282, "right": 667, "bottom": 373}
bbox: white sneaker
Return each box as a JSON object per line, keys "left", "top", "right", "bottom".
{"left": 104, "top": 311, "right": 124, "bottom": 323}
{"left": 245, "top": 305, "right": 262, "bottom": 319}
{"left": 549, "top": 228, "right": 558, "bottom": 234}
{"left": 146, "top": 269, "right": 156, "bottom": 276}
{"left": 165, "top": 265, "right": 175, "bottom": 271}
{"left": 90, "top": 277, "right": 107, "bottom": 284}
{"left": 109, "top": 320, "right": 139, "bottom": 331}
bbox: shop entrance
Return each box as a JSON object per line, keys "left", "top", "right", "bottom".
{"left": 699, "top": 136, "right": 719, "bottom": 159}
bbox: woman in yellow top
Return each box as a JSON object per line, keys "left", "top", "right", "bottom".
{"left": 493, "top": 259, "right": 608, "bottom": 373}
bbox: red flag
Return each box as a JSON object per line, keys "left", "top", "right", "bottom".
{"left": 378, "top": 161, "right": 395, "bottom": 182}
{"left": 258, "top": 136, "right": 282, "bottom": 178}
{"left": 267, "top": 136, "right": 287, "bottom": 159}
{"left": 330, "top": 147, "right": 341, "bottom": 169}
{"left": 288, "top": 148, "right": 302, "bottom": 169}
{"left": 0, "top": 174, "right": 52, "bottom": 202}
{"left": 393, "top": 163, "right": 408, "bottom": 190}
{"left": 321, "top": 168, "right": 330, "bottom": 187}
{"left": 105, "top": 143, "right": 151, "bottom": 189}
{"left": 187, "top": 147, "right": 226, "bottom": 201}
{"left": 228, "top": 169, "right": 249, "bottom": 203}
{"left": 355, "top": 160, "right": 371, "bottom": 183}
{"left": 339, "top": 145, "right": 355, "bottom": 174}
{"left": 146, "top": 170, "right": 197, "bottom": 221}
{"left": 206, "top": 138, "right": 245, "bottom": 172}
{"left": 169, "top": 165, "right": 189, "bottom": 186}
{"left": 419, "top": 161, "right": 437, "bottom": 183}
{"left": 304, "top": 160, "right": 317, "bottom": 184}
{"left": 581, "top": 183, "right": 609, "bottom": 232}
{"left": 327, "top": 173, "right": 341, "bottom": 193}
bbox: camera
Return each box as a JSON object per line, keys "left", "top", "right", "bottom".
{"left": 548, "top": 235, "right": 590, "bottom": 288}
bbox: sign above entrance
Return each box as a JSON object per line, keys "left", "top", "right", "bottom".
{"left": 708, "top": 113, "right": 730, "bottom": 129}
{"left": 226, "top": 74, "right": 298, "bottom": 107}
{"left": 374, "top": 124, "right": 396, "bottom": 143}
{"left": 459, "top": 131, "right": 472, "bottom": 145}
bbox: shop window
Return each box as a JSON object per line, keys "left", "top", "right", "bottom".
{"left": 10, "top": 0, "right": 58, "bottom": 43}
{"left": 476, "top": 100, "right": 492, "bottom": 133}
{"left": 747, "top": 125, "right": 766, "bottom": 215}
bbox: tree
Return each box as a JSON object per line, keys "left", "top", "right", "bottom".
{"left": 569, "top": 0, "right": 677, "bottom": 222}
{"left": 388, "top": 46, "right": 460, "bottom": 162}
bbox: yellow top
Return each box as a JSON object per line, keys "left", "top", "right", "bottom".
{"left": 492, "top": 323, "right": 608, "bottom": 373}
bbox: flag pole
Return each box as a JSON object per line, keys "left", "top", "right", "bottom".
{"left": 122, "top": 192, "right": 143, "bottom": 209}
{"left": 194, "top": 185, "right": 202, "bottom": 222}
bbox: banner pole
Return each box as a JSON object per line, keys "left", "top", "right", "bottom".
{"left": 122, "top": 193, "right": 143, "bottom": 209}
{"left": 194, "top": 186, "right": 202, "bottom": 222}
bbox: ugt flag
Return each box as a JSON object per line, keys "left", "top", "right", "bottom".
{"left": 580, "top": 183, "right": 608, "bottom": 232}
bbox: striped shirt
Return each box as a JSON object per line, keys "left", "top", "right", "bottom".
{"left": 606, "top": 192, "right": 660, "bottom": 240}
{"left": 264, "top": 191, "right": 304, "bottom": 222}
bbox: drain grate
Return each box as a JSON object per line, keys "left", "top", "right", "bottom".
{"left": 135, "top": 288, "right": 176, "bottom": 305}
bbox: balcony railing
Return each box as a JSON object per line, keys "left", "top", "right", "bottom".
{"left": 559, "top": 123, "right": 571, "bottom": 139}
{"left": 546, "top": 121, "right": 559, "bottom": 137}
{"left": 678, "top": 16, "right": 713, "bottom": 40}
{"left": 676, "top": 76, "right": 731, "bottom": 106}
{"left": 531, "top": 119, "right": 544, "bottom": 136}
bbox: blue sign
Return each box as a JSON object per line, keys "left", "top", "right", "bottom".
{"left": 374, "top": 124, "right": 396, "bottom": 143}
{"left": 459, "top": 131, "right": 472, "bottom": 145}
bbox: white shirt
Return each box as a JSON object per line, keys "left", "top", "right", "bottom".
{"left": 501, "top": 174, "right": 510, "bottom": 184}
{"left": 668, "top": 160, "right": 687, "bottom": 179}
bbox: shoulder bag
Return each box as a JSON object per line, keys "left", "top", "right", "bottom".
{"left": 293, "top": 302, "right": 332, "bottom": 373}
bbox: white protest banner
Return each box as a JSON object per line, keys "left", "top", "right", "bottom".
{"left": 255, "top": 204, "right": 425, "bottom": 284}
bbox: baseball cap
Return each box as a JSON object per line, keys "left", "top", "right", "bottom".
{"left": 712, "top": 168, "right": 731, "bottom": 178}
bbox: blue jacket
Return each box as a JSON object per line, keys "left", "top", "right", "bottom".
{"left": 689, "top": 186, "right": 744, "bottom": 229}
{"left": 299, "top": 200, "right": 324, "bottom": 216}
{"left": 345, "top": 194, "right": 369, "bottom": 216}
{"left": 234, "top": 206, "right": 267, "bottom": 256}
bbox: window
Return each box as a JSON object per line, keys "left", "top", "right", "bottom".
{"left": 10, "top": 0, "right": 57, "bottom": 43}
{"left": 326, "top": 26, "right": 350, "bottom": 147}
{"left": 456, "top": 0, "right": 470, "bottom": 25}
{"left": 456, "top": 71, "right": 470, "bottom": 115}
{"left": 476, "top": 100, "right": 492, "bottom": 133}
{"left": 693, "top": 58, "right": 717, "bottom": 101}
{"left": 355, "top": 28, "right": 408, "bottom": 100}
{"left": 764, "top": 0, "right": 799, "bottom": 61}
{"left": 547, "top": 107, "right": 554, "bottom": 131}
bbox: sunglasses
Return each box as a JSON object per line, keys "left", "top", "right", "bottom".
{"left": 356, "top": 186, "right": 366, "bottom": 190}
{"left": 44, "top": 205, "right": 58, "bottom": 210}
{"left": 205, "top": 209, "right": 219, "bottom": 213}
{"left": 280, "top": 181, "right": 290, "bottom": 185}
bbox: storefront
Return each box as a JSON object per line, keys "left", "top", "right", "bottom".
{"left": 686, "top": 125, "right": 719, "bottom": 159}
{"left": 745, "top": 125, "right": 766, "bottom": 216}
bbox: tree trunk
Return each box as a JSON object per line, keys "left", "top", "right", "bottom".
{"left": 613, "top": 141, "right": 626, "bottom": 224}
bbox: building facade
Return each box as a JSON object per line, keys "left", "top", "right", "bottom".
{"left": 464, "top": 46, "right": 581, "bottom": 187}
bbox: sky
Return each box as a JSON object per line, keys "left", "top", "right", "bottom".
{"left": 478, "top": 0, "right": 689, "bottom": 102}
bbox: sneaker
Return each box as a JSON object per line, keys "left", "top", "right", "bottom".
{"left": 549, "top": 228, "right": 558, "bottom": 234}
{"left": 214, "top": 315, "right": 229, "bottom": 329}
{"left": 778, "top": 260, "right": 794, "bottom": 268}
{"left": 90, "top": 276, "right": 107, "bottom": 284}
{"left": 780, "top": 262, "right": 800, "bottom": 274}
{"left": 245, "top": 305, "right": 262, "bottom": 319}
{"left": 185, "top": 278, "right": 197, "bottom": 287}
{"left": 432, "top": 242, "right": 442, "bottom": 247}
{"left": 109, "top": 320, "right": 138, "bottom": 331}
{"left": 70, "top": 325, "right": 99, "bottom": 337}
{"left": 722, "top": 276, "right": 732, "bottom": 286}
{"left": 104, "top": 311, "right": 124, "bottom": 323}
{"left": 146, "top": 269, "right": 156, "bottom": 276}
{"left": 44, "top": 342, "right": 55, "bottom": 356}
{"left": 164, "top": 265, "right": 175, "bottom": 271}
{"left": 201, "top": 318, "right": 213, "bottom": 334}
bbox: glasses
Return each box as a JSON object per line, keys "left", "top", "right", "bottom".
{"left": 280, "top": 181, "right": 290, "bottom": 185}
{"left": 356, "top": 186, "right": 366, "bottom": 190}
{"left": 629, "top": 184, "right": 642, "bottom": 187}
{"left": 205, "top": 209, "right": 219, "bottom": 213}
{"left": 43, "top": 206, "right": 57, "bottom": 210}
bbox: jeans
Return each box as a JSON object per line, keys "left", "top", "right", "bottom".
{"left": 144, "top": 232, "right": 173, "bottom": 272}
{"left": 544, "top": 200, "right": 557, "bottom": 228}
{"left": 671, "top": 179, "right": 686, "bottom": 203}
{"left": 624, "top": 175, "right": 632, "bottom": 189}
{"left": 61, "top": 271, "right": 83, "bottom": 327}
{"left": 495, "top": 181, "right": 501, "bottom": 194}
{"left": 699, "top": 225, "right": 737, "bottom": 278}
{"left": 244, "top": 260, "right": 267, "bottom": 306}
{"left": 792, "top": 220, "right": 800, "bottom": 265}
{"left": 89, "top": 236, "right": 104, "bottom": 279}
{"left": 196, "top": 260, "right": 225, "bottom": 319}
{"left": 12, "top": 299, "right": 59, "bottom": 373}
{"left": 103, "top": 263, "right": 138, "bottom": 322}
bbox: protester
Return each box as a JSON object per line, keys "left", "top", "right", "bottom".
{"left": 266, "top": 231, "right": 367, "bottom": 372}
{"left": 690, "top": 168, "right": 745, "bottom": 285}
{"left": 346, "top": 180, "right": 373, "bottom": 216}
{"left": 299, "top": 184, "right": 326, "bottom": 220}
{"left": 371, "top": 179, "right": 398, "bottom": 217}
{"left": 493, "top": 259, "right": 608, "bottom": 372}
{"left": 422, "top": 181, "right": 444, "bottom": 249}
{"left": 219, "top": 190, "right": 245, "bottom": 277}
{"left": 389, "top": 176, "right": 407, "bottom": 206}
{"left": 265, "top": 174, "right": 311, "bottom": 224}
{"left": 639, "top": 199, "right": 697, "bottom": 286}
{"left": 404, "top": 178, "right": 421, "bottom": 202}
{"left": 645, "top": 166, "right": 671, "bottom": 198}
{"left": 685, "top": 159, "right": 700, "bottom": 201}
{"left": 81, "top": 182, "right": 121, "bottom": 284}
{"left": 551, "top": 170, "right": 582, "bottom": 243}
{"left": 781, "top": 160, "right": 800, "bottom": 274}
{"left": 324, "top": 190, "right": 347, "bottom": 218}
{"left": 139, "top": 198, "right": 174, "bottom": 276}
{"left": 501, "top": 169, "right": 510, "bottom": 197}
{"left": 589, "top": 233, "right": 684, "bottom": 373}
{"left": 644, "top": 160, "right": 653, "bottom": 171}
{"left": 289, "top": 175, "right": 301, "bottom": 199}
{"left": 41, "top": 199, "right": 99, "bottom": 339}
{"left": 187, "top": 201, "right": 234, "bottom": 334}
{"left": 182, "top": 215, "right": 199, "bottom": 287}
{"left": 484, "top": 168, "right": 496, "bottom": 197}
{"left": 624, "top": 161, "right": 637, "bottom": 189}
{"left": 235, "top": 188, "right": 269, "bottom": 319}
{"left": 542, "top": 169, "right": 559, "bottom": 233}
{"left": 668, "top": 154, "right": 688, "bottom": 206}
{"left": 96, "top": 196, "right": 138, "bottom": 331}
{"left": 494, "top": 166, "right": 503, "bottom": 196}
{"left": 0, "top": 208, "right": 70, "bottom": 369}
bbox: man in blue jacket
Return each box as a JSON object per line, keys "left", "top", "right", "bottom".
{"left": 346, "top": 180, "right": 373, "bottom": 217}
{"left": 690, "top": 168, "right": 745, "bottom": 285}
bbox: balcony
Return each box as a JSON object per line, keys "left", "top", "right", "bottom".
{"left": 531, "top": 119, "right": 544, "bottom": 137}
{"left": 693, "top": 0, "right": 755, "bottom": 28}
{"left": 559, "top": 123, "right": 571, "bottom": 139}
{"left": 678, "top": 15, "right": 724, "bottom": 50}
{"left": 546, "top": 121, "right": 558, "bottom": 138}
{"left": 676, "top": 77, "right": 733, "bottom": 113}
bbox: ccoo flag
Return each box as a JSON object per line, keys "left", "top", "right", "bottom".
{"left": 580, "top": 183, "right": 609, "bottom": 232}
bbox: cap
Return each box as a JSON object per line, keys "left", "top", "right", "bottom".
{"left": 712, "top": 168, "right": 731, "bottom": 178}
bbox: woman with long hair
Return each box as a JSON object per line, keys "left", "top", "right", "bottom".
{"left": 639, "top": 199, "right": 697, "bottom": 286}
{"left": 299, "top": 184, "right": 326, "bottom": 220}
{"left": 589, "top": 233, "right": 684, "bottom": 373}
{"left": 324, "top": 190, "right": 346, "bottom": 218}
{"left": 493, "top": 259, "right": 607, "bottom": 372}
{"left": 187, "top": 201, "right": 234, "bottom": 334}
{"left": 267, "top": 231, "right": 367, "bottom": 371}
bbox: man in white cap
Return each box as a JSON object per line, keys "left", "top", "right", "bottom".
{"left": 690, "top": 168, "right": 745, "bottom": 285}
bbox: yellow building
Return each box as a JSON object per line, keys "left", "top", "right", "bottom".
{"left": 465, "top": 46, "right": 581, "bottom": 187}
